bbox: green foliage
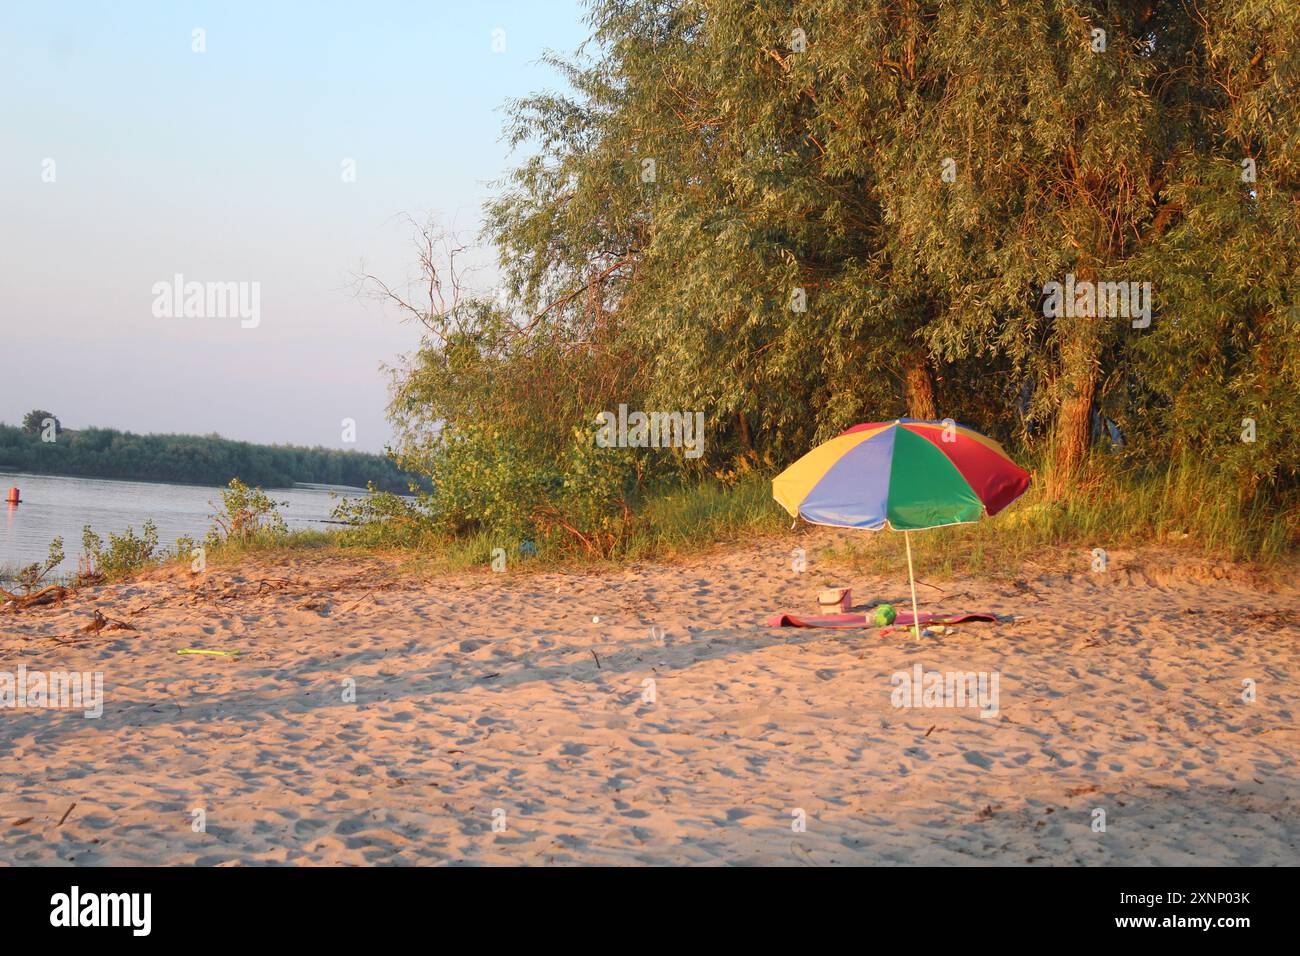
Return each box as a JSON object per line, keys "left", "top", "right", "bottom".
{"left": 439, "top": 404, "right": 643, "bottom": 559}
{"left": 207, "top": 479, "right": 289, "bottom": 546}
{"left": 825, "top": 449, "right": 1297, "bottom": 576}
{"left": 21, "top": 409, "right": 60, "bottom": 437}
{"left": 337, "top": 424, "right": 641, "bottom": 558}
{"left": 533, "top": 427, "right": 640, "bottom": 558}
{"left": 339, "top": 472, "right": 783, "bottom": 573}
{"left": 13, "top": 536, "right": 64, "bottom": 593}
{"left": 0, "top": 421, "right": 414, "bottom": 492}
{"left": 628, "top": 474, "right": 788, "bottom": 559}
{"left": 80, "top": 520, "right": 161, "bottom": 579}
{"left": 331, "top": 485, "right": 438, "bottom": 549}
{"left": 367, "top": 0, "right": 1298, "bottom": 564}
{"left": 174, "top": 535, "right": 198, "bottom": 565}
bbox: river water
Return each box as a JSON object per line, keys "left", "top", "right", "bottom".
{"left": 0, "top": 472, "right": 367, "bottom": 579}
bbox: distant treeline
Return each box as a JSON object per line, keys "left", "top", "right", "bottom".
{"left": 0, "top": 423, "right": 414, "bottom": 492}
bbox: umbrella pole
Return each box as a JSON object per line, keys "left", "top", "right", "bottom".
{"left": 905, "top": 530, "right": 921, "bottom": 640}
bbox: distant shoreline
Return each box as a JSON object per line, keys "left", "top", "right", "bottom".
{"left": 0, "top": 468, "right": 371, "bottom": 495}
{"left": 0, "top": 422, "right": 414, "bottom": 494}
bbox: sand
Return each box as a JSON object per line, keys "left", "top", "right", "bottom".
{"left": 1, "top": 535, "right": 1297, "bottom": 865}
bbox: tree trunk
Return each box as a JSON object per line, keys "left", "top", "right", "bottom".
{"left": 1049, "top": 316, "right": 1100, "bottom": 499}
{"left": 737, "top": 412, "right": 754, "bottom": 458}
{"left": 904, "top": 349, "right": 937, "bottom": 420}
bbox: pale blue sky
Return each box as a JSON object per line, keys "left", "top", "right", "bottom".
{"left": 0, "top": 1, "right": 590, "bottom": 452}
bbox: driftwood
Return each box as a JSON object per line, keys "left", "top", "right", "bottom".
{"left": 0, "top": 584, "right": 68, "bottom": 610}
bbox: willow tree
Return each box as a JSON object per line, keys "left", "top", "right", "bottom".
{"left": 809, "top": 2, "right": 1174, "bottom": 494}
{"left": 402, "top": 0, "right": 1297, "bottom": 548}
{"left": 1127, "top": 0, "right": 1299, "bottom": 509}
{"left": 490, "top": 0, "right": 1183, "bottom": 481}
{"left": 826, "top": 0, "right": 1296, "bottom": 502}
{"left": 489, "top": 0, "right": 943, "bottom": 468}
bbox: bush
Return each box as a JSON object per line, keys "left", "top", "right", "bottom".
{"left": 11, "top": 537, "right": 65, "bottom": 593}
{"left": 207, "top": 478, "right": 289, "bottom": 547}
{"left": 80, "top": 521, "right": 161, "bottom": 579}
{"left": 332, "top": 485, "right": 439, "bottom": 549}
{"left": 419, "top": 423, "right": 639, "bottom": 559}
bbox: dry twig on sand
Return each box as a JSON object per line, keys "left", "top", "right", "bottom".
{"left": 256, "top": 577, "right": 299, "bottom": 593}
{"left": 81, "top": 609, "right": 138, "bottom": 634}
{"left": 338, "top": 592, "right": 376, "bottom": 614}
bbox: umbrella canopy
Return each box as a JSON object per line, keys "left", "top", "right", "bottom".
{"left": 773, "top": 419, "right": 1031, "bottom": 639}
{"left": 773, "top": 419, "right": 1030, "bottom": 531}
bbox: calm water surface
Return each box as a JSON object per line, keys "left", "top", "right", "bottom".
{"left": 0, "top": 472, "right": 367, "bottom": 578}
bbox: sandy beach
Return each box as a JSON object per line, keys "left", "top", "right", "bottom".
{"left": 2, "top": 534, "right": 1297, "bottom": 866}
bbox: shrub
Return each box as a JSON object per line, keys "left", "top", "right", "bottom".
{"left": 418, "top": 422, "right": 639, "bottom": 559}
{"left": 332, "top": 484, "right": 438, "bottom": 549}
{"left": 12, "top": 537, "right": 65, "bottom": 593}
{"left": 80, "top": 520, "right": 160, "bottom": 579}
{"left": 207, "top": 478, "right": 289, "bottom": 546}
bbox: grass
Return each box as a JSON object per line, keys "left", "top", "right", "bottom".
{"left": 24, "top": 453, "right": 1296, "bottom": 586}
{"left": 821, "top": 451, "right": 1298, "bottom": 582}
{"left": 336, "top": 474, "right": 786, "bottom": 577}
{"left": 205, "top": 528, "right": 337, "bottom": 559}
{"left": 628, "top": 474, "right": 789, "bottom": 558}
{"left": 170, "top": 473, "right": 787, "bottom": 579}
{"left": 196, "top": 454, "right": 1298, "bottom": 581}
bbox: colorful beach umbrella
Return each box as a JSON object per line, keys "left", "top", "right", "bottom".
{"left": 772, "top": 419, "right": 1031, "bottom": 637}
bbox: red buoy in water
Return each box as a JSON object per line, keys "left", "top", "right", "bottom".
{"left": 5, "top": 487, "right": 18, "bottom": 504}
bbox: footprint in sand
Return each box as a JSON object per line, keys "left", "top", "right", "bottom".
{"left": 961, "top": 750, "right": 993, "bottom": 769}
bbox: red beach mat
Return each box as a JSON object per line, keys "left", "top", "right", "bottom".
{"left": 765, "top": 610, "right": 996, "bottom": 629}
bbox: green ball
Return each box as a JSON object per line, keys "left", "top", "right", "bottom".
{"left": 873, "top": 603, "right": 897, "bottom": 626}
